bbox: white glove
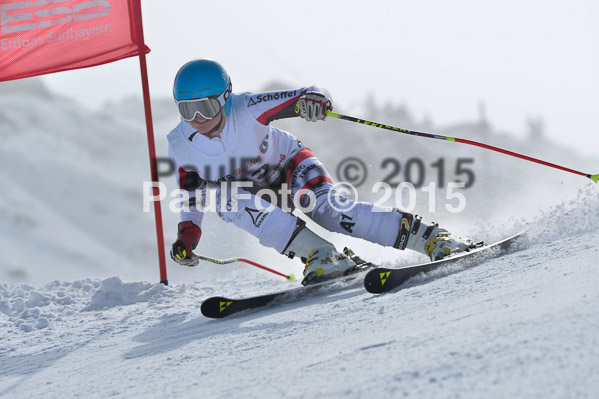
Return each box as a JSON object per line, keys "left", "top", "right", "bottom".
{"left": 297, "top": 91, "right": 332, "bottom": 122}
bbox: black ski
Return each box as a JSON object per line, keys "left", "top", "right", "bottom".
{"left": 201, "top": 232, "right": 526, "bottom": 317}
{"left": 201, "top": 255, "right": 374, "bottom": 319}
{"left": 363, "top": 231, "right": 526, "bottom": 294}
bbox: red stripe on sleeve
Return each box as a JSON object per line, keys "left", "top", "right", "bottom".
{"left": 300, "top": 176, "right": 333, "bottom": 192}
{"left": 286, "top": 148, "right": 316, "bottom": 187}
{"left": 256, "top": 92, "right": 305, "bottom": 125}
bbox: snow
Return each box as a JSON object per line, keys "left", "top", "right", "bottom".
{"left": 1, "top": 79, "right": 598, "bottom": 398}
{"left": 1, "top": 189, "right": 598, "bottom": 398}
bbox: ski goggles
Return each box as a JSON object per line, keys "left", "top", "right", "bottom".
{"left": 176, "top": 81, "right": 232, "bottom": 121}
{"left": 177, "top": 97, "right": 222, "bottom": 121}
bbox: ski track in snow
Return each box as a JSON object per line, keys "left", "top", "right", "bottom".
{"left": 1, "top": 190, "right": 599, "bottom": 398}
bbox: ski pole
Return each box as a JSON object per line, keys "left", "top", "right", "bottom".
{"left": 197, "top": 255, "right": 296, "bottom": 281}
{"left": 326, "top": 111, "right": 598, "bottom": 184}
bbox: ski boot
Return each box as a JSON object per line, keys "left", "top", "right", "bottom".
{"left": 282, "top": 219, "right": 357, "bottom": 285}
{"left": 395, "top": 214, "right": 478, "bottom": 261}
{"left": 342, "top": 247, "right": 370, "bottom": 268}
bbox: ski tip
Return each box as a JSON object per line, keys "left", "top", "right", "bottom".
{"left": 362, "top": 268, "right": 388, "bottom": 294}
{"left": 591, "top": 174, "right": 598, "bottom": 184}
{"left": 287, "top": 274, "right": 296, "bottom": 281}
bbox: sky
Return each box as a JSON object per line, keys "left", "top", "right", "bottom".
{"left": 41, "top": 0, "right": 599, "bottom": 157}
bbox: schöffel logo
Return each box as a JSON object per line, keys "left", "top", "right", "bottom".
{"left": 247, "top": 90, "right": 297, "bottom": 107}
{"left": 0, "top": 0, "right": 111, "bottom": 34}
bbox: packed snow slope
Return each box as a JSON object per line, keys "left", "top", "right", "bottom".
{"left": 1, "top": 188, "right": 598, "bottom": 399}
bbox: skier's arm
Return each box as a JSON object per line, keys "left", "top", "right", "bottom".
{"left": 169, "top": 146, "right": 206, "bottom": 266}
{"left": 246, "top": 85, "right": 333, "bottom": 125}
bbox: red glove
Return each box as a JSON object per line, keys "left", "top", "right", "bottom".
{"left": 170, "top": 221, "right": 201, "bottom": 266}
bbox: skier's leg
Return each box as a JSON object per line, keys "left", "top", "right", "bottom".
{"left": 215, "top": 181, "right": 356, "bottom": 281}
{"left": 285, "top": 148, "right": 475, "bottom": 261}
{"left": 215, "top": 181, "right": 297, "bottom": 253}
{"left": 285, "top": 148, "right": 403, "bottom": 245}
{"left": 216, "top": 184, "right": 355, "bottom": 282}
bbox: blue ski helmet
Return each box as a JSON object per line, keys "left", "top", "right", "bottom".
{"left": 173, "top": 59, "right": 233, "bottom": 120}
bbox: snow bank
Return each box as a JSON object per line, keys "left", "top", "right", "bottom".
{"left": 530, "top": 185, "right": 599, "bottom": 239}
{"left": 0, "top": 277, "right": 176, "bottom": 333}
{"left": 83, "top": 277, "right": 167, "bottom": 311}
{"left": 1, "top": 280, "right": 93, "bottom": 332}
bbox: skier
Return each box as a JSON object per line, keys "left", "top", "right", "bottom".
{"left": 168, "top": 59, "right": 475, "bottom": 284}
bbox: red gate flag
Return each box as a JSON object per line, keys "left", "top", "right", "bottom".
{"left": 0, "top": 0, "right": 169, "bottom": 284}
{"left": 0, "top": 0, "right": 150, "bottom": 82}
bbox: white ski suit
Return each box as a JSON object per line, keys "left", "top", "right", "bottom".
{"left": 167, "top": 86, "right": 405, "bottom": 254}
